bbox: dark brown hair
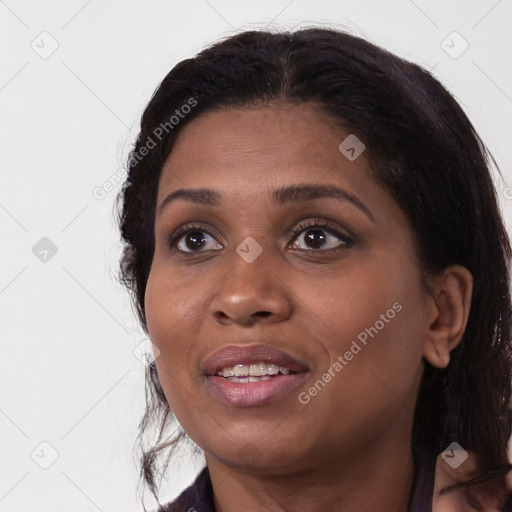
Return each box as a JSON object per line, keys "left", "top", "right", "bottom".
{"left": 116, "top": 28, "right": 512, "bottom": 511}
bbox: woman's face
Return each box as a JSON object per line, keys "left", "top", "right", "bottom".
{"left": 145, "top": 102, "right": 431, "bottom": 473}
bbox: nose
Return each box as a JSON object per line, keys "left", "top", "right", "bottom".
{"left": 209, "top": 243, "right": 293, "bottom": 326}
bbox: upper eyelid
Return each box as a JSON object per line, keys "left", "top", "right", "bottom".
{"left": 292, "top": 219, "right": 352, "bottom": 235}
{"left": 171, "top": 220, "right": 347, "bottom": 239}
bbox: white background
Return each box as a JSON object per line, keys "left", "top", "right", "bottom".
{"left": 1, "top": 1, "right": 511, "bottom": 511}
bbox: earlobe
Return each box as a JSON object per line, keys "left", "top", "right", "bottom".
{"left": 421, "top": 265, "right": 473, "bottom": 369}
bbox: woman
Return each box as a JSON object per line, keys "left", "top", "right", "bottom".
{"left": 116, "top": 28, "right": 512, "bottom": 511}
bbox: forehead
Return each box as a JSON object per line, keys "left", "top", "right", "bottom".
{"left": 158, "top": 102, "right": 377, "bottom": 201}
{"left": 153, "top": 102, "right": 417, "bottom": 258}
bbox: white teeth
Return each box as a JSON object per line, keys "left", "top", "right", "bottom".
{"left": 249, "top": 363, "right": 267, "bottom": 376}
{"left": 266, "top": 364, "right": 279, "bottom": 375}
{"left": 233, "top": 365, "right": 249, "bottom": 377}
{"left": 216, "top": 362, "right": 294, "bottom": 378}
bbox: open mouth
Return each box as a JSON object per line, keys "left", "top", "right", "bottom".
{"left": 203, "top": 344, "right": 310, "bottom": 406}
{"left": 214, "top": 363, "right": 299, "bottom": 383}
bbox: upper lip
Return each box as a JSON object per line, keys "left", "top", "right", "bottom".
{"left": 203, "top": 344, "right": 310, "bottom": 376}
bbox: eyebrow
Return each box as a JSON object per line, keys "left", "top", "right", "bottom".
{"left": 158, "top": 183, "right": 374, "bottom": 221}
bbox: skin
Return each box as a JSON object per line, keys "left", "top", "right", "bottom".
{"left": 144, "top": 102, "right": 473, "bottom": 511}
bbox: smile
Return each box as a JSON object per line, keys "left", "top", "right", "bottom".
{"left": 216, "top": 362, "right": 296, "bottom": 381}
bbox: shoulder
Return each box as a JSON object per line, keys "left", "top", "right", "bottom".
{"left": 157, "top": 466, "right": 214, "bottom": 512}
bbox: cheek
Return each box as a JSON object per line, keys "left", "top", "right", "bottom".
{"left": 302, "top": 256, "right": 426, "bottom": 414}
{"left": 145, "top": 273, "right": 205, "bottom": 431}
{"left": 145, "top": 269, "right": 185, "bottom": 338}
{"left": 145, "top": 272, "right": 176, "bottom": 352}
{"left": 144, "top": 265, "right": 205, "bottom": 348}
{"left": 305, "top": 253, "right": 424, "bottom": 354}
{"left": 144, "top": 269, "right": 202, "bottom": 399}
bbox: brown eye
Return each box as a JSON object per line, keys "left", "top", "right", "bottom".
{"left": 289, "top": 219, "right": 354, "bottom": 252}
{"left": 168, "top": 224, "right": 223, "bottom": 253}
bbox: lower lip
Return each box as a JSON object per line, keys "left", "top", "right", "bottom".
{"left": 206, "top": 373, "right": 308, "bottom": 407}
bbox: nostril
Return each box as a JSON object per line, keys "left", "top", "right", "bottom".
{"left": 254, "top": 311, "right": 271, "bottom": 318}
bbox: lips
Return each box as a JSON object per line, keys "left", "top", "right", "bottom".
{"left": 203, "top": 343, "right": 309, "bottom": 376}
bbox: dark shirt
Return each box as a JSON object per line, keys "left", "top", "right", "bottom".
{"left": 154, "top": 466, "right": 512, "bottom": 511}
{"left": 158, "top": 466, "right": 215, "bottom": 512}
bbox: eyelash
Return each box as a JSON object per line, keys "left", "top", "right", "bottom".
{"left": 167, "top": 219, "right": 355, "bottom": 254}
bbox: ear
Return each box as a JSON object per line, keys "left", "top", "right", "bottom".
{"left": 422, "top": 265, "right": 473, "bottom": 369}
